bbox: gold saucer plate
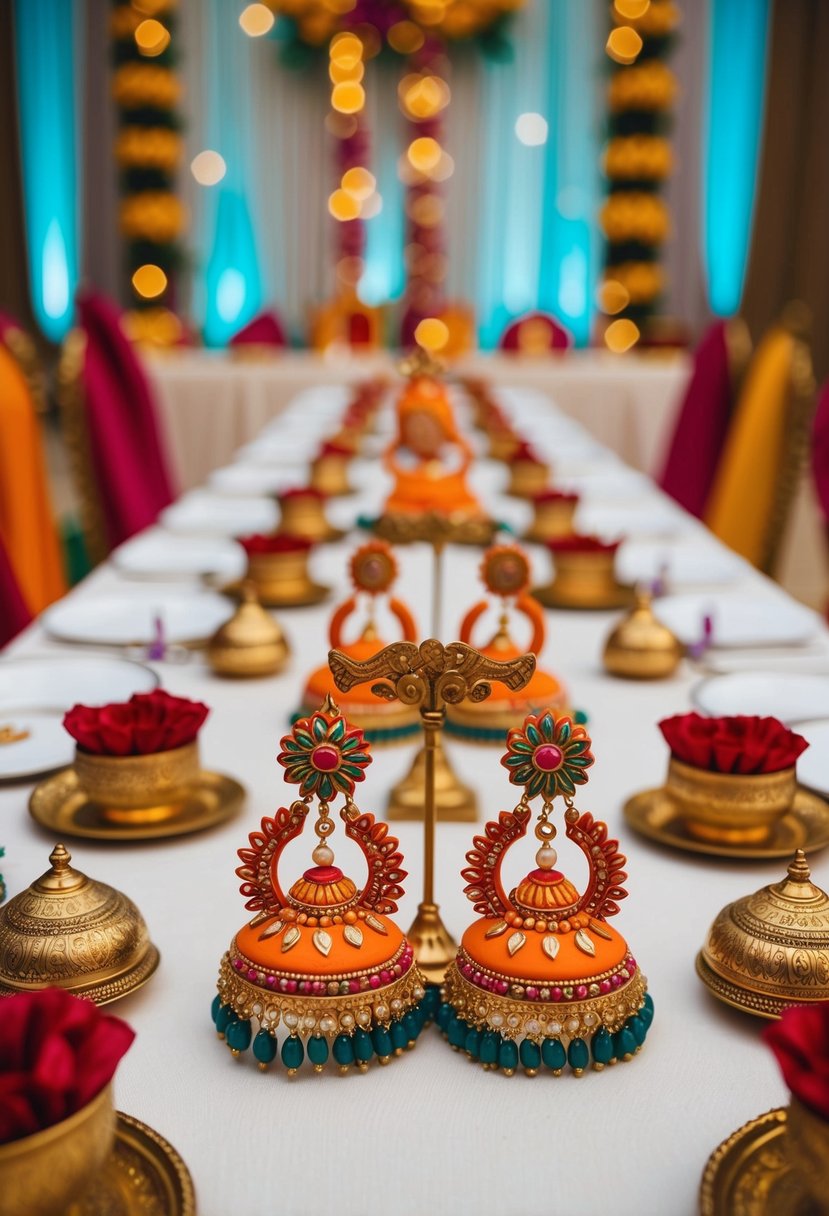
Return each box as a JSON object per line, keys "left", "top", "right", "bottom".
{"left": 30, "top": 768, "right": 245, "bottom": 841}
{"left": 219, "top": 579, "right": 330, "bottom": 609}
{"left": 623, "top": 786, "right": 829, "bottom": 860}
{"left": 532, "top": 582, "right": 633, "bottom": 612}
{"left": 72, "top": 1111, "right": 196, "bottom": 1216}
{"left": 700, "top": 1108, "right": 813, "bottom": 1216}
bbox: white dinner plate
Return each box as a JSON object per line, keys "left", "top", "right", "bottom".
{"left": 114, "top": 533, "right": 246, "bottom": 582}
{"left": 616, "top": 541, "right": 745, "bottom": 589}
{"left": 655, "top": 593, "right": 819, "bottom": 649}
{"left": 557, "top": 468, "right": 652, "bottom": 502}
{"left": 0, "top": 712, "right": 74, "bottom": 781}
{"left": 0, "top": 655, "right": 159, "bottom": 712}
{"left": 576, "top": 502, "right": 691, "bottom": 539}
{"left": 692, "top": 673, "right": 829, "bottom": 725}
{"left": 42, "top": 593, "right": 232, "bottom": 647}
{"left": 159, "top": 492, "right": 278, "bottom": 536}
{"left": 791, "top": 720, "right": 829, "bottom": 797}
{"left": 208, "top": 465, "right": 296, "bottom": 497}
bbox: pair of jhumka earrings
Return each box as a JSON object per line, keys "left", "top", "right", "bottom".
{"left": 212, "top": 700, "right": 653, "bottom": 1077}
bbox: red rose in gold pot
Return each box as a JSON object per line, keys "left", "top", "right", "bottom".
{"left": 659, "top": 712, "right": 808, "bottom": 775}
{"left": 764, "top": 1004, "right": 829, "bottom": 1121}
{"left": 63, "top": 689, "right": 209, "bottom": 756}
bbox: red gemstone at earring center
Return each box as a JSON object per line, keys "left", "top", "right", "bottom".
{"left": 534, "top": 743, "right": 563, "bottom": 771}
{"left": 311, "top": 744, "right": 340, "bottom": 771}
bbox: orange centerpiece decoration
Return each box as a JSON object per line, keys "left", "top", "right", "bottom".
{"left": 440, "top": 711, "right": 652, "bottom": 1076}
{"left": 296, "top": 541, "right": 420, "bottom": 743}
{"left": 212, "top": 698, "right": 431, "bottom": 1076}
{"left": 446, "top": 544, "right": 574, "bottom": 743}
{"left": 384, "top": 369, "right": 483, "bottom": 521}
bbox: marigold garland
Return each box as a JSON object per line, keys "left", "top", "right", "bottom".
{"left": 110, "top": 0, "right": 186, "bottom": 319}
{"left": 600, "top": 1, "right": 680, "bottom": 338}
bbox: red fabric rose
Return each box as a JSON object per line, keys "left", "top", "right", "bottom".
{"left": 316, "top": 441, "right": 353, "bottom": 458}
{"left": 512, "top": 440, "right": 545, "bottom": 464}
{"left": 0, "top": 988, "right": 134, "bottom": 1144}
{"left": 239, "top": 532, "right": 312, "bottom": 556}
{"left": 763, "top": 1004, "right": 829, "bottom": 1121}
{"left": 63, "top": 689, "right": 209, "bottom": 756}
{"left": 659, "top": 712, "right": 808, "bottom": 774}
{"left": 278, "top": 487, "right": 326, "bottom": 502}
{"left": 547, "top": 534, "right": 621, "bottom": 554}
{"left": 533, "top": 488, "right": 579, "bottom": 505}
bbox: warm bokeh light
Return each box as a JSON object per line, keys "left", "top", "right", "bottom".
{"left": 415, "top": 317, "right": 450, "bottom": 352}
{"left": 407, "top": 193, "right": 444, "bottom": 227}
{"left": 328, "top": 189, "right": 362, "bottom": 221}
{"left": 331, "top": 81, "right": 366, "bottom": 114}
{"left": 606, "top": 26, "right": 644, "bottom": 64}
{"left": 325, "top": 112, "right": 358, "bottom": 140}
{"left": 134, "top": 18, "right": 170, "bottom": 57}
{"left": 131, "top": 263, "right": 168, "bottom": 299}
{"left": 604, "top": 317, "right": 641, "bottom": 352}
{"left": 132, "top": 0, "right": 171, "bottom": 13}
{"left": 515, "top": 112, "right": 548, "bottom": 147}
{"left": 398, "top": 73, "right": 451, "bottom": 120}
{"left": 239, "top": 3, "right": 275, "bottom": 36}
{"left": 614, "top": 0, "right": 651, "bottom": 17}
{"left": 597, "top": 279, "right": 631, "bottom": 315}
{"left": 329, "top": 32, "right": 364, "bottom": 70}
{"left": 430, "top": 151, "right": 455, "bottom": 182}
{"left": 361, "top": 192, "right": 383, "bottom": 219}
{"left": 407, "top": 137, "right": 443, "bottom": 173}
{"left": 329, "top": 60, "right": 365, "bottom": 83}
{"left": 190, "top": 150, "right": 226, "bottom": 186}
{"left": 335, "top": 256, "right": 364, "bottom": 286}
{"left": 341, "top": 167, "right": 376, "bottom": 200}
{"left": 388, "top": 19, "right": 425, "bottom": 54}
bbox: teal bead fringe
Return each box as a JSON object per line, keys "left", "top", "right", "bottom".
{"left": 308, "top": 1035, "right": 329, "bottom": 1067}
{"left": 591, "top": 1028, "right": 614, "bottom": 1065}
{"left": 353, "top": 1028, "right": 373, "bottom": 1063}
{"left": 372, "top": 1027, "right": 392, "bottom": 1059}
{"left": 479, "top": 1031, "right": 499, "bottom": 1066}
{"left": 226, "top": 1018, "right": 252, "bottom": 1053}
{"left": 333, "top": 1034, "right": 355, "bottom": 1066}
{"left": 542, "top": 1037, "right": 567, "bottom": 1072}
{"left": 464, "top": 1028, "right": 481, "bottom": 1060}
{"left": 498, "top": 1039, "right": 519, "bottom": 1072}
{"left": 567, "top": 1038, "right": 589, "bottom": 1072}
{"left": 253, "top": 1029, "right": 277, "bottom": 1065}
{"left": 214, "top": 1003, "right": 234, "bottom": 1035}
{"left": 281, "top": 1035, "right": 304, "bottom": 1071}
{"left": 211, "top": 994, "right": 221, "bottom": 1024}
{"left": 519, "top": 1039, "right": 541, "bottom": 1072}
{"left": 390, "top": 1019, "right": 409, "bottom": 1053}
{"left": 640, "top": 991, "right": 654, "bottom": 1028}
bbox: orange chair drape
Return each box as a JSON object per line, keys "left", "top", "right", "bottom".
{"left": 0, "top": 343, "right": 66, "bottom": 613}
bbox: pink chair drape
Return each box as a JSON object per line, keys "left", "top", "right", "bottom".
{"left": 811, "top": 379, "right": 829, "bottom": 525}
{"left": 0, "top": 532, "right": 32, "bottom": 649}
{"left": 77, "top": 291, "right": 175, "bottom": 550}
{"left": 229, "top": 309, "right": 287, "bottom": 348}
{"left": 658, "top": 319, "right": 735, "bottom": 519}
{"left": 499, "top": 312, "right": 574, "bottom": 353}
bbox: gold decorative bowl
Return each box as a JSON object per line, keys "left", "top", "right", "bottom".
{"left": 244, "top": 546, "right": 328, "bottom": 606}
{"left": 603, "top": 590, "right": 684, "bottom": 679}
{"left": 523, "top": 494, "right": 578, "bottom": 543}
{"left": 278, "top": 491, "right": 343, "bottom": 543}
{"left": 786, "top": 1095, "right": 829, "bottom": 1204}
{"left": 506, "top": 458, "right": 549, "bottom": 499}
{"left": 534, "top": 548, "right": 631, "bottom": 610}
{"left": 0, "top": 1083, "right": 115, "bottom": 1216}
{"left": 0, "top": 844, "right": 159, "bottom": 1003}
{"left": 74, "top": 742, "right": 199, "bottom": 824}
{"left": 696, "top": 850, "right": 829, "bottom": 1018}
{"left": 208, "top": 582, "right": 290, "bottom": 678}
{"left": 487, "top": 431, "right": 519, "bottom": 462}
{"left": 668, "top": 757, "right": 796, "bottom": 845}
{"left": 310, "top": 451, "right": 354, "bottom": 497}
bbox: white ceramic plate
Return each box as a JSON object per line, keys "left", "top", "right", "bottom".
{"left": 208, "top": 465, "right": 296, "bottom": 497}
{"left": 692, "top": 673, "right": 829, "bottom": 725}
{"left": 791, "top": 719, "right": 829, "bottom": 797}
{"left": 41, "top": 593, "right": 232, "bottom": 646}
{"left": 114, "top": 533, "right": 246, "bottom": 582}
{"left": 617, "top": 541, "right": 745, "bottom": 589}
{"left": 576, "top": 502, "right": 691, "bottom": 540}
{"left": 0, "top": 656, "right": 158, "bottom": 712}
{"left": 558, "top": 468, "right": 652, "bottom": 502}
{"left": 159, "top": 492, "right": 278, "bottom": 536}
{"left": 234, "top": 437, "right": 320, "bottom": 468}
{"left": 655, "top": 593, "right": 819, "bottom": 649}
{"left": 0, "top": 712, "right": 74, "bottom": 781}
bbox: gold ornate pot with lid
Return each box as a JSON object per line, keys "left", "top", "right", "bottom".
{"left": 0, "top": 844, "right": 159, "bottom": 1004}
{"left": 208, "top": 581, "right": 290, "bottom": 677}
{"left": 602, "top": 588, "right": 684, "bottom": 680}
{"left": 697, "top": 850, "right": 829, "bottom": 1018}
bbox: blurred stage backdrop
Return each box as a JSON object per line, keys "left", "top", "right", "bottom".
{"left": 1, "top": 0, "right": 828, "bottom": 373}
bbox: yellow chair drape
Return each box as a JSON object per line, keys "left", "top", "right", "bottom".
{"left": 704, "top": 325, "right": 811, "bottom": 572}
{"left": 0, "top": 343, "right": 66, "bottom": 613}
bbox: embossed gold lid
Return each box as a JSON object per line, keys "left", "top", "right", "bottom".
{"left": 696, "top": 850, "right": 829, "bottom": 1018}
{"left": 0, "top": 843, "right": 159, "bottom": 1004}
{"left": 208, "top": 582, "right": 290, "bottom": 677}
{"left": 602, "top": 589, "right": 683, "bottom": 680}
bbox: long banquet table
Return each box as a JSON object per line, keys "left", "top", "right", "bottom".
{"left": 3, "top": 380, "right": 825, "bottom": 1216}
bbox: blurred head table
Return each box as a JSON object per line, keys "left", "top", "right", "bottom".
{"left": 145, "top": 349, "right": 690, "bottom": 493}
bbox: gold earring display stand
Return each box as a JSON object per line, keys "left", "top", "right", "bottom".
{"left": 330, "top": 638, "right": 535, "bottom": 985}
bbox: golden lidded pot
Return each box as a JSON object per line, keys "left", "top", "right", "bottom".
{"left": 0, "top": 844, "right": 159, "bottom": 1004}
{"left": 208, "top": 581, "right": 290, "bottom": 677}
{"left": 603, "top": 589, "right": 683, "bottom": 680}
{"left": 534, "top": 539, "right": 628, "bottom": 610}
{"left": 523, "top": 491, "right": 579, "bottom": 543}
{"left": 278, "top": 488, "right": 342, "bottom": 543}
{"left": 74, "top": 741, "right": 199, "bottom": 824}
{"left": 668, "top": 757, "right": 796, "bottom": 846}
{"left": 696, "top": 850, "right": 829, "bottom": 1018}
{"left": 0, "top": 1082, "right": 115, "bottom": 1216}
{"left": 310, "top": 450, "right": 353, "bottom": 497}
{"left": 506, "top": 454, "right": 550, "bottom": 499}
{"left": 243, "top": 536, "right": 323, "bottom": 605}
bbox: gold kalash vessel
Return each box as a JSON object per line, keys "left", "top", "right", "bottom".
{"left": 439, "top": 710, "right": 653, "bottom": 1075}
{"left": 212, "top": 698, "right": 432, "bottom": 1074}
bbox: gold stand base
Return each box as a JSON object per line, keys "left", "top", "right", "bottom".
{"left": 407, "top": 902, "right": 457, "bottom": 987}
{"left": 387, "top": 737, "right": 477, "bottom": 821}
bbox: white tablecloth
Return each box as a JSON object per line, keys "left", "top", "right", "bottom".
{"left": 3, "top": 383, "right": 823, "bottom": 1216}
{"left": 146, "top": 350, "right": 689, "bottom": 492}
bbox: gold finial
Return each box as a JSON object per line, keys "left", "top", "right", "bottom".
{"left": 787, "top": 849, "right": 811, "bottom": 883}
{"left": 49, "top": 843, "right": 72, "bottom": 872}
{"left": 320, "top": 692, "right": 340, "bottom": 718}
{"left": 240, "top": 579, "right": 258, "bottom": 604}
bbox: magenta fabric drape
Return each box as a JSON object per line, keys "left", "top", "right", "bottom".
{"left": 77, "top": 290, "right": 175, "bottom": 550}
{"left": 811, "top": 379, "right": 829, "bottom": 524}
{"left": 658, "top": 319, "right": 734, "bottom": 518}
{"left": 0, "top": 532, "right": 31, "bottom": 648}
{"left": 499, "top": 312, "right": 574, "bottom": 353}
{"left": 229, "top": 310, "right": 287, "bottom": 348}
